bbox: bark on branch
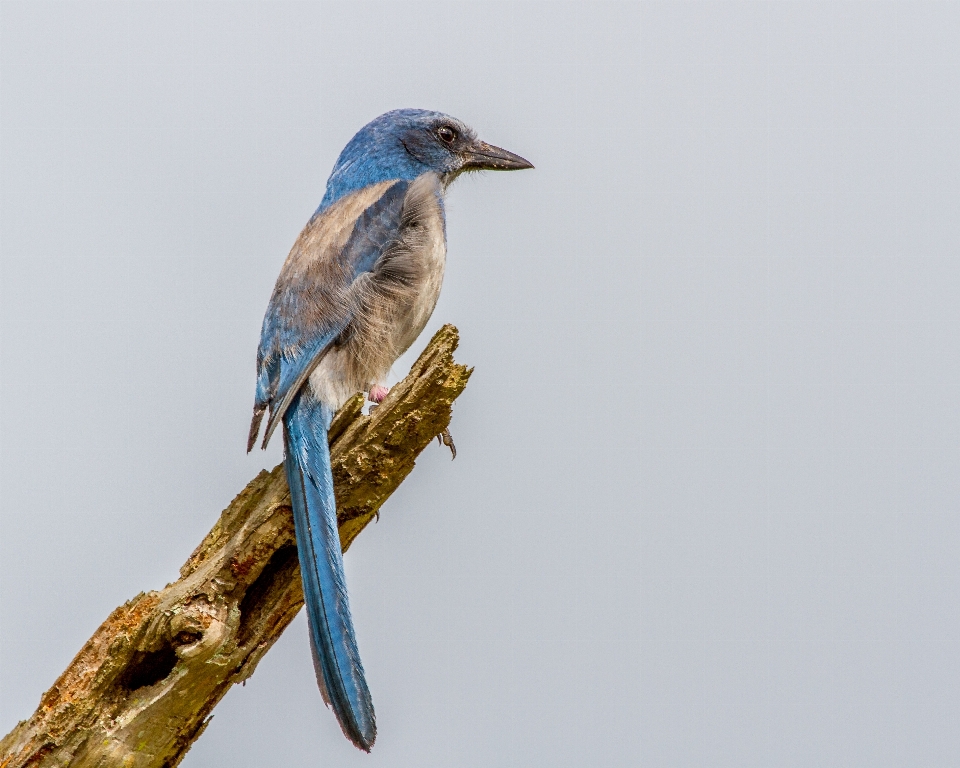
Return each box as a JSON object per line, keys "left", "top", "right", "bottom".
{"left": 1, "top": 325, "right": 472, "bottom": 768}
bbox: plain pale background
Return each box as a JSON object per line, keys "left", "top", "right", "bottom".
{"left": 2, "top": 1, "right": 960, "bottom": 766}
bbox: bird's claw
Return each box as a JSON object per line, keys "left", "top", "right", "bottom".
{"left": 437, "top": 427, "right": 456, "bottom": 459}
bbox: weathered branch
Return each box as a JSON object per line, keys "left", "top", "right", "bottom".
{"left": 1, "top": 325, "right": 471, "bottom": 768}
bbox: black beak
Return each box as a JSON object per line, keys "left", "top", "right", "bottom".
{"left": 462, "top": 140, "right": 534, "bottom": 171}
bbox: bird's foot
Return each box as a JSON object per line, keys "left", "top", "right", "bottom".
{"left": 368, "top": 384, "right": 390, "bottom": 404}
{"left": 437, "top": 427, "right": 457, "bottom": 460}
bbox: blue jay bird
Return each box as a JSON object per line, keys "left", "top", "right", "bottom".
{"left": 247, "top": 109, "right": 532, "bottom": 751}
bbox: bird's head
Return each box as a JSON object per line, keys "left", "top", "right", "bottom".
{"left": 318, "top": 109, "right": 533, "bottom": 213}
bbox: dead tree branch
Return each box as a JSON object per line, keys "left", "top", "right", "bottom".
{"left": 1, "top": 325, "right": 471, "bottom": 768}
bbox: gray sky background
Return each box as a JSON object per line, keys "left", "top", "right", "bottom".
{"left": 2, "top": 1, "right": 960, "bottom": 766}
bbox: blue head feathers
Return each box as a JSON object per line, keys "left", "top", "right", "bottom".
{"left": 317, "top": 108, "right": 533, "bottom": 214}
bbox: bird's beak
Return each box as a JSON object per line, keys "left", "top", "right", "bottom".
{"left": 461, "top": 140, "right": 534, "bottom": 171}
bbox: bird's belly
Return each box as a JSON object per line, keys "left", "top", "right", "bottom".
{"left": 309, "top": 196, "right": 447, "bottom": 409}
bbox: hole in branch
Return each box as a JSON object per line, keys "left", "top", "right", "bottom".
{"left": 237, "top": 544, "right": 299, "bottom": 647}
{"left": 174, "top": 630, "right": 202, "bottom": 646}
{"left": 119, "top": 643, "right": 179, "bottom": 691}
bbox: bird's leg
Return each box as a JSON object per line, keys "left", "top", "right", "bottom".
{"left": 437, "top": 428, "right": 456, "bottom": 460}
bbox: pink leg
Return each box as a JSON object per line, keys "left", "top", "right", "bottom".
{"left": 368, "top": 384, "right": 390, "bottom": 404}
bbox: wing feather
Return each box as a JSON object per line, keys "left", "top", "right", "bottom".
{"left": 248, "top": 180, "right": 411, "bottom": 449}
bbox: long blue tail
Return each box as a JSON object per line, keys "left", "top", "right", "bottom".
{"left": 283, "top": 390, "right": 376, "bottom": 751}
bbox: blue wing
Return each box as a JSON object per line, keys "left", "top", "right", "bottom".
{"left": 248, "top": 180, "right": 410, "bottom": 451}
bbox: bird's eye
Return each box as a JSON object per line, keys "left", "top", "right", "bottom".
{"left": 436, "top": 126, "right": 457, "bottom": 144}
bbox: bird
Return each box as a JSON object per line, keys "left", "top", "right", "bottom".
{"left": 247, "top": 109, "right": 532, "bottom": 751}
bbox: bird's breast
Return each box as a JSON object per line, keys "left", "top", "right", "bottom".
{"left": 363, "top": 173, "right": 448, "bottom": 370}
{"left": 308, "top": 173, "right": 448, "bottom": 408}
{"left": 400, "top": 193, "right": 447, "bottom": 349}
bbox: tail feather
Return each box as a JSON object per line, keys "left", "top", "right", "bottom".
{"left": 284, "top": 391, "right": 376, "bottom": 751}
